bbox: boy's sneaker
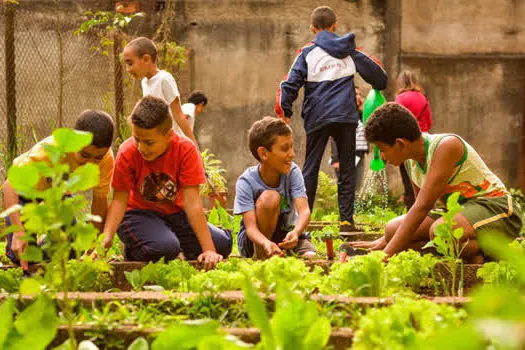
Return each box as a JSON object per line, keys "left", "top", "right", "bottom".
{"left": 339, "top": 221, "right": 359, "bottom": 233}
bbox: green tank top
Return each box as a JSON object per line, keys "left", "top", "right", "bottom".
{"left": 406, "top": 134, "right": 507, "bottom": 206}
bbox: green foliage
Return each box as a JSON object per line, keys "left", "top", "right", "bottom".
{"left": 244, "top": 279, "right": 331, "bottom": 350}
{"left": 0, "top": 268, "right": 23, "bottom": 293}
{"left": 200, "top": 149, "right": 227, "bottom": 195}
{"left": 321, "top": 251, "right": 386, "bottom": 297}
{"left": 0, "top": 296, "right": 57, "bottom": 350}
{"left": 386, "top": 250, "right": 439, "bottom": 291}
{"left": 43, "top": 259, "right": 113, "bottom": 292}
{"left": 152, "top": 319, "right": 248, "bottom": 350}
{"left": 0, "top": 128, "right": 104, "bottom": 347}
{"left": 423, "top": 192, "right": 466, "bottom": 296}
{"left": 207, "top": 203, "right": 236, "bottom": 231}
{"left": 312, "top": 171, "right": 338, "bottom": 220}
{"left": 353, "top": 298, "right": 466, "bottom": 350}
{"left": 125, "top": 259, "right": 198, "bottom": 291}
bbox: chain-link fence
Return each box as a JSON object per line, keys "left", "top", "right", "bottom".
{"left": 0, "top": 1, "right": 191, "bottom": 179}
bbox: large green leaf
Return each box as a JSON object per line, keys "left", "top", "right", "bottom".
{"left": 53, "top": 128, "right": 93, "bottom": 153}
{"left": 128, "top": 337, "right": 149, "bottom": 350}
{"left": 4, "top": 296, "right": 57, "bottom": 350}
{"left": 19, "top": 278, "right": 42, "bottom": 296}
{"left": 0, "top": 299, "right": 15, "bottom": 347}
{"left": 65, "top": 163, "right": 100, "bottom": 193}
{"left": 71, "top": 222, "right": 98, "bottom": 253}
{"left": 20, "top": 245, "right": 43, "bottom": 263}
{"left": 152, "top": 320, "right": 220, "bottom": 350}
{"left": 243, "top": 277, "right": 274, "bottom": 350}
{"left": 303, "top": 318, "right": 331, "bottom": 349}
{"left": 7, "top": 165, "right": 39, "bottom": 196}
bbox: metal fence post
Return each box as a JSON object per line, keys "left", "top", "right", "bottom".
{"left": 4, "top": 2, "right": 17, "bottom": 166}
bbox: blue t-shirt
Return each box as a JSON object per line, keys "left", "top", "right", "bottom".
{"left": 234, "top": 162, "right": 307, "bottom": 232}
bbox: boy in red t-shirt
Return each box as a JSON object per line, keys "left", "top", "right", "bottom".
{"left": 102, "top": 96, "right": 231, "bottom": 269}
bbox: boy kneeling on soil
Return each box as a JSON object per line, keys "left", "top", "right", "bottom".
{"left": 351, "top": 103, "right": 523, "bottom": 263}
{"left": 234, "top": 117, "right": 317, "bottom": 259}
{"left": 3, "top": 110, "right": 115, "bottom": 269}
{"left": 102, "top": 96, "right": 231, "bottom": 269}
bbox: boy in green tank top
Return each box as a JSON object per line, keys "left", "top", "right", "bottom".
{"left": 351, "top": 103, "right": 522, "bottom": 263}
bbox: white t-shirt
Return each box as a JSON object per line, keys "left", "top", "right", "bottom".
{"left": 141, "top": 70, "right": 183, "bottom": 134}
{"left": 181, "top": 103, "right": 196, "bottom": 131}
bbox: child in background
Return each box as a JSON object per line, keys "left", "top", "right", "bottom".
{"left": 351, "top": 103, "right": 522, "bottom": 263}
{"left": 102, "top": 96, "right": 231, "bottom": 269}
{"left": 395, "top": 71, "right": 433, "bottom": 208}
{"left": 275, "top": 6, "right": 387, "bottom": 232}
{"left": 123, "top": 37, "right": 198, "bottom": 144}
{"left": 182, "top": 90, "right": 208, "bottom": 132}
{"left": 4, "top": 110, "right": 115, "bottom": 268}
{"left": 234, "top": 117, "right": 316, "bottom": 259}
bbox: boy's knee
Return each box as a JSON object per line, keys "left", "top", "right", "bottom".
{"left": 384, "top": 218, "right": 400, "bottom": 242}
{"left": 429, "top": 220, "right": 440, "bottom": 241}
{"left": 256, "top": 190, "right": 281, "bottom": 211}
{"left": 138, "top": 236, "right": 181, "bottom": 262}
{"left": 209, "top": 225, "right": 233, "bottom": 258}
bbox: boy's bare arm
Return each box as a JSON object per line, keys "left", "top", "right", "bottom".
{"left": 279, "top": 197, "right": 310, "bottom": 250}
{"left": 171, "top": 97, "right": 198, "bottom": 145}
{"left": 102, "top": 191, "right": 129, "bottom": 249}
{"left": 3, "top": 180, "right": 28, "bottom": 269}
{"left": 181, "top": 185, "right": 223, "bottom": 269}
{"left": 384, "top": 137, "right": 464, "bottom": 256}
{"left": 243, "top": 210, "right": 283, "bottom": 257}
{"left": 91, "top": 195, "right": 108, "bottom": 232}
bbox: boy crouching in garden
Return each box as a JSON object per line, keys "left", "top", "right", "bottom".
{"left": 4, "top": 110, "right": 115, "bottom": 269}
{"left": 234, "top": 117, "right": 317, "bottom": 259}
{"left": 351, "top": 103, "right": 523, "bottom": 263}
{"left": 102, "top": 96, "right": 231, "bottom": 269}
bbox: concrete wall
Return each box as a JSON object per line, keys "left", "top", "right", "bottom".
{"left": 1, "top": 0, "right": 524, "bottom": 202}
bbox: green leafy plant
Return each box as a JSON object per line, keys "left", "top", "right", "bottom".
{"left": 321, "top": 251, "right": 386, "bottom": 297}
{"left": 244, "top": 278, "right": 331, "bottom": 350}
{"left": 312, "top": 171, "right": 338, "bottom": 220}
{"left": 0, "top": 128, "right": 105, "bottom": 348}
{"left": 125, "top": 258, "right": 197, "bottom": 291}
{"left": 207, "top": 203, "right": 235, "bottom": 231}
{"left": 423, "top": 192, "right": 466, "bottom": 296}
{"left": 385, "top": 250, "right": 439, "bottom": 292}
{"left": 0, "top": 268, "right": 23, "bottom": 293}
{"left": 0, "top": 296, "right": 57, "bottom": 350}
{"left": 200, "top": 149, "right": 227, "bottom": 196}
{"left": 353, "top": 297, "right": 466, "bottom": 350}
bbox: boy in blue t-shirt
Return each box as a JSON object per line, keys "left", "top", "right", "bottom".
{"left": 234, "top": 117, "right": 317, "bottom": 259}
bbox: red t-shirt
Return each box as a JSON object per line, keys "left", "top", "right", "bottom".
{"left": 112, "top": 130, "right": 205, "bottom": 215}
{"left": 395, "top": 91, "right": 432, "bottom": 132}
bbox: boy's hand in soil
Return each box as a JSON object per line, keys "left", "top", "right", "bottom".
{"left": 102, "top": 233, "right": 114, "bottom": 251}
{"left": 278, "top": 230, "right": 299, "bottom": 250}
{"left": 264, "top": 240, "right": 284, "bottom": 257}
{"left": 198, "top": 249, "right": 223, "bottom": 270}
{"left": 350, "top": 236, "right": 387, "bottom": 251}
{"left": 11, "top": 232, "right": 28, "bottom": 270}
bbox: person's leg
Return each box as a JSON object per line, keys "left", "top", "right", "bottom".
{"left": 400, "top": 164, "right": 415, "bottom": 209}
{"left": 117, "top": 209, "right": 181, "bottom": 262}
{"left": 331, "top": 123, "right": 357, "bottom": 228}
{"left": 252, "top": 190, "right": 282, "bottom": 258}
{"left": 167, "top": 211, "right": 233, "bottom": 260}
{"left": 303, "top": 127, "right": 331, "bottom": 211}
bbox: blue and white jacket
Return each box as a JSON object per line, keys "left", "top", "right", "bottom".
{"left": 275, "top": 31, "right": 388, "bottom": 134}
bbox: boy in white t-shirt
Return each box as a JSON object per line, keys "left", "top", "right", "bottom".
{"left": 123, "top": 37, "right": 197, "bottom": 144}
{"left": 182, "top": 91, "right": 208, "bottom": 132}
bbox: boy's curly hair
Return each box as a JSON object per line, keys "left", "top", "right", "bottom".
{"left": 74, "top": 110, "right": 114, "bottom": 148}
{"left": 249, "top": 117, "right": 292, "bottom": 161}
{"left": 365, "top": 102, "right": 421, "bottom": 145}
{"left": 129, "top": 96, "right": 172, "bottom": 133}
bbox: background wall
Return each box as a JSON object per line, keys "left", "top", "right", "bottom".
{"left": 1, "top": 0, "right": 523, "bottom": 203}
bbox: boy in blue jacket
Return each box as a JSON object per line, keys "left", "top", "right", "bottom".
{"left": 275, "top": 6, "right": 388, "bottom": 232}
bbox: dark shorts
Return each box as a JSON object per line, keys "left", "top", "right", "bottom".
{"left": 117, "top": 209, "right": 233, "bottom": 262}
{"left": 238, "top": 214, "right": 316, "bottom": 257}
{"left": 429, "top": 195, "right": 523, "bottom": 238}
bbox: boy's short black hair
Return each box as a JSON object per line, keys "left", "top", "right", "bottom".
{"left": 126, "top": 37, "right": 157, "bottom": 63}
{"left": 129, "top": 95, "right": 172, "bottom": 133}
{"left": 74, "top": 110, "right": 114, "bottom": 148}
{"left": 365, "top": 102, "right": 422, "bottom": 145}
{"left": 248, "top": 117, "right": 292, "bottom": 161}
{"left": 311, "top": 6, "right": 337, "bottom": 30}
{"left": 188, "top": 91, "right": 208, "bottom": 106}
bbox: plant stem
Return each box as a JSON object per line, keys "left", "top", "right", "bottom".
{"left": 59, "top": 248, "right": 76, "bottom": 349}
